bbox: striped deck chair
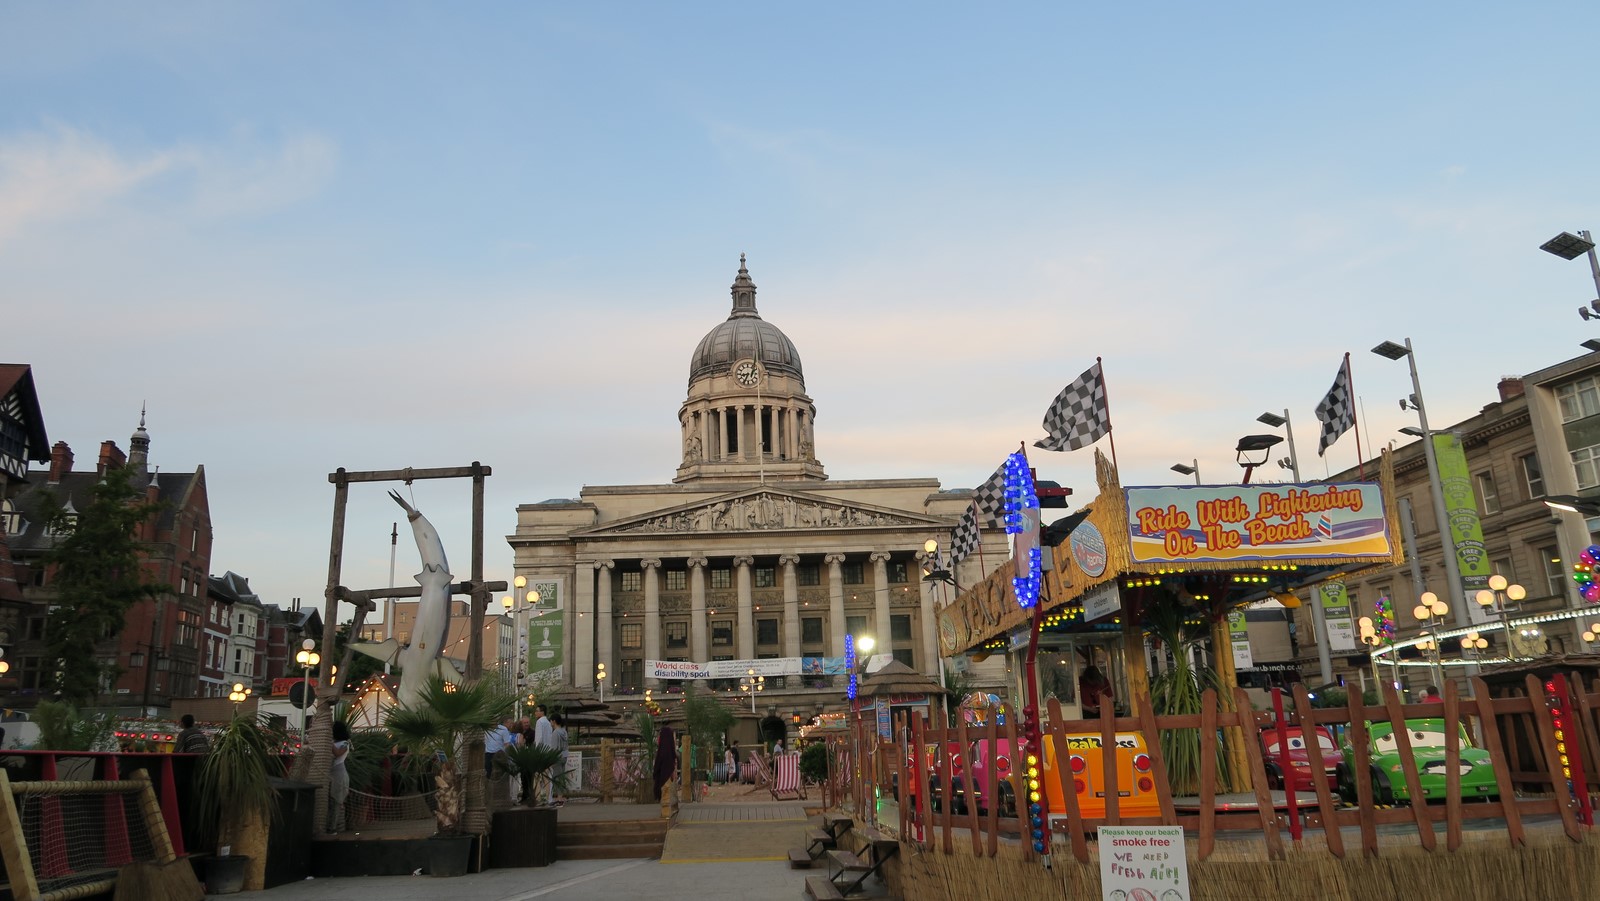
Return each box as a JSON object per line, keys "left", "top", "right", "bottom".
{"left": 743, "top": 749, "right": 773, "bottom": 795}
{"left": 771, "top": 751, "right": 805, "bottom": 801}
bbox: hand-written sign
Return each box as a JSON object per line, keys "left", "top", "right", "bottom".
{"left": 1098, "top": 825, "right": 1190, "bottom": 901}
{"left": 1125, "top": 483, "right": 1390, "bottom": 564}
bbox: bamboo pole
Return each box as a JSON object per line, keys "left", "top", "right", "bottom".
{"left": 1211, "top": 617, "right": 1250, "bottom": 793}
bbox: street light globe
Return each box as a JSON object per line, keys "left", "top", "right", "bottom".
{"left": 924, "top": 539, "right": 938, "bottom": 554}
{"left": 502, "top": 595, "right": 514, "bottom": 611}
{"left": 1413, "top": 604, "right": 1430, "bottom": 621}
{"left": 527, "top": 589, "right": 541, "bottom": 606}
{"left": 515, "top": 575, "right": 527, "bottom": 589}
{"left": 1475, "top": 589, "right": 1494, "bottom": 607}
{"left": 1488, "top": 574, "right": 1508, "bottom": 592}
{"left": 232, "top": 682, "right": 244, "bottom": 693}
{"left": 1430, "top": 600, "right": 1449, "bottom": 617}
{"left": 1506, "top": 584, "right": 1526, "bottom": 602}
{"left": 301, "top": 638, "right": 316, "bottom": 651}
{"left": 858, "top": 636, "right": 876, "bottom": 654}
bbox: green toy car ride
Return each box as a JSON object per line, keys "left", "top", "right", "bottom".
{"left": 1336, "top": 717, "right": 1499, "bottom": 805}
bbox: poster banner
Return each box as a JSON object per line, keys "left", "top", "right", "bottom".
{"left": 526, "top": 608, "right": 564, "bottom": 679}
{"left": 1098, "top": 825, "right": 1191, "bottom": 901}
{"left": 800, "top": 656, "right": 849, "bottom": 676}
{"left": 1082, "top": 582, "right": 1121, "bottom": 623}
{"left": 709, "top": 657, "right": 802, "bottom": 679}
{"left": 876, "top": 696, "right": 892, "bottom": 741}
{"left": 528, "top": 576, "right": 564, "bottom": 613}
{"left": 1433, "top": 433, "right": 1492, "bottom": 596}
{"left": 1228, "top": 610, "right": 1253, "bottom": 671}
{"left": 1318, "top": 580, "right": 1358, "bottom": 652}
{"left": 1124, "top": 483, "right": 1391, "bottom": 564}
{"left": 646, "top": 659, "right": 712, "bottom": 680}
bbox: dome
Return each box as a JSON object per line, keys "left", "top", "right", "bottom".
{"left": 687, "top": 256, "right": 804, "bottom": 385}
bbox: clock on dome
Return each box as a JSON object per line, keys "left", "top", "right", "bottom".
{"left": 733, "top": 360, "right": 762, "bottom": 388}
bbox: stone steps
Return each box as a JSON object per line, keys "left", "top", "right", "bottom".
{"left": 556, "top": 819, "right": 669, "bottom": 860}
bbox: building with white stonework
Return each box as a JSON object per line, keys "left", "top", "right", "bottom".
{"left": 507, "top": 258, "right": 1006, "bottom": 713}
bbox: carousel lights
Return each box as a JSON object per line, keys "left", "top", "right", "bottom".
{"left": 1125, "top": 577, "right": 1163, "bottom": 588}
{"left": 1231, "top": 574, "right": 1269, "bottom": 584}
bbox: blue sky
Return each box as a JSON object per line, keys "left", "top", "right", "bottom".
{"left": 5, "top": 3, "right": 1597, "bottom": 618}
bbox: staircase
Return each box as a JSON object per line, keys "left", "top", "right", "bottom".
{"left": 557, "top": 818, "right": 671, "bottom": 860}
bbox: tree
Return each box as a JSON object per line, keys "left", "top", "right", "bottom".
{"left": 41, "top": 464, "right": 164, "bottom": 704}
{"left": 681, "top": 684, "right": 735, "bottom": 777}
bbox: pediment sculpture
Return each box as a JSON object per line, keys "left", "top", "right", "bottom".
{"left": 610, "top": 491, "right": 925, "bottom": 534}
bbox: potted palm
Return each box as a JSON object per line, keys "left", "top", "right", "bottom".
{"left": 385, "top": 675, "right": 514, "bottom": 877}
{"left": 194, "top": 713, "right": 284, "bottom": 893}
{"left": 489, "top": 742, "right": 567, "bottom": 868}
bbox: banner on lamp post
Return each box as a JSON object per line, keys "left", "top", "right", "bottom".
{"left": 1227, "top": 610, "right": 1253, "bottom": 671}
{"left": 1432, "top": 433, "right": 1491, "bottom": 597}
{"left": 1319, "top": 580, "right": 1358, "bottom": 652}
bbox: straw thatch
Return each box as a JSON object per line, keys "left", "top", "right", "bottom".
{"left": 853, "top": 660, "right": 947, "bottom": 699}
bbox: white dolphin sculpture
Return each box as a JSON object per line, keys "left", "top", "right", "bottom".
{"left": 351, "top": 491, "right": 461, "bottom": 709}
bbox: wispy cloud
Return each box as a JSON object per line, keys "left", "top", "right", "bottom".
{"left": 0, "top": 124, "right": 178, "bottom": 242}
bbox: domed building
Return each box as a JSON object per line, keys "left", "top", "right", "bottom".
{"left": 507, "top": 258, "right": 1005, "bottom": 713}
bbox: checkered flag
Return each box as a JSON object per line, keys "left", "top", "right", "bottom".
{"left": 970, "top": 459, "right": 1010, "bottom": 527}
{"left": 1034, "top": 361, "right": 1110, "bottom": 452}
{"left": 1315, "top": 357, "right": 1355, "bottom": 457}
{"left": 948, "top": 504, "right": 980, "bottom": 567}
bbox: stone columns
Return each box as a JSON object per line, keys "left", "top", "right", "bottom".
{"left": 688, "top": 556, "right": 708, "bottom": 665}
{"left": 780, "top": 554, "right": 801, "bottom": 660}
{"left": 826, "top": 553, "right": 846, "bottom": 659}
{"left": 870, "top": 551, "right": 892, "bottom": 659}
{"left": 575, "top": 563, "right": 595, "bottom": 688}
{"left": 595, "top": 560, "right": 614, "bottom": 686}
{"left": 642, "top": 558, "right": 661, "bottom": 687}
{"left": 719, "top": 407, "right": 730, "bottom": 460}
{"left": 735, "top": 555, "right": 755, "bottom": 661}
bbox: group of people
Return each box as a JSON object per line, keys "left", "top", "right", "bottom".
{"left": 486, "top": 704, "right": 569, "bottom": 806}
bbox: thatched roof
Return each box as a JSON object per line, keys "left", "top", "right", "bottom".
{"left": 853, "top": 660, "right": 946, "bottom": 699}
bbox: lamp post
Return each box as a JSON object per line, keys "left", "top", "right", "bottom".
{"left": 1170, "top": 460, "right": 1200, "bottom": 484}
{"left": 228, "top": 681, "right": 252, "bottom": 717}
{"left": 502, "top": 583, "right": 540, "bottom": 720}
{"left": 1474, "top": 575, "right": 1528, "bottom": 660}
{"left": 740, "top": 668, "right": 765, "bottom": 713}
{"left": 847, "top": 634, "right": 874, "bottom": 815}
{"left": 1539, "top": 230, "right": 1600, "bottom": 323}
{"left": 1373, "top": 339, "right": 1471, "bottom": 632}
{"left": 1256, "top": 410, "right": 1302, "bottom": 481}
{"left": 1411, "top": 591, "right": 1450, "bottom": 691}
{"left": 1234, "top": 435, "right": 1283, "bottom": 484}
{"left": 596, "top": 662, "right": 607, "bottom": 703}
{"left": 294, "top": 639, "right": 320, "bottom": 741}
{"left": 922, "top": 539, "right": 954, "bottom": 688}
{"left": 1357, "top": 616, "right": 1399, "bottom": 696}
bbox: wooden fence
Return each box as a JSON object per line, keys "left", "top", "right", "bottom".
{"left": 826, "top": 674, "right": 1598, "bottom": 862}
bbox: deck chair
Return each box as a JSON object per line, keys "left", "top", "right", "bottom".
{"left": 771, "top": 751, "right": 806, "bottom": 801}
{"left": 744, "top": 749, "right": 774, "bottom": 795}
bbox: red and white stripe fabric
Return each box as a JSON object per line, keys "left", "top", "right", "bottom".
{"left": 772, "top": 751, "right": 804, "bottom": 800}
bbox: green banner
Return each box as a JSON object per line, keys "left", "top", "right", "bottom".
{"left": 1227, "top": 610, "right": 1253, "bottom": 671}
{"left": 1318, "top": 580, "right": 1357, "bottom": 651}
{"left": 1433, "top": 433, "right": 1491, "bottom": 595}
{"left": 526, "top": 608, "right": 564, "bottom": 681}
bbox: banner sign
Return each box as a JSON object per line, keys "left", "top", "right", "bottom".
{"left": 1124, "top": 483, "right": 1391, "bottom": 563}
{"left": 801, "top": 656, "right": 849, "bottom": 676}
{"left": 645, "top": 656, "right": 847, "bottom": 679}
{"left": 876, "top": 696, "right": 892, "bottom": 741}
{"left": 1082, "top": 582, "right": 1121, "bottom": 623}
{"left": 528, "top": 576, "right": 563, "bottom": 613}
{"left": 1318, "top": 580, "right": 1358, "bottom": 652}
{"left": 1098, "top": 825, "right": 1191, "bottom": 901}
{"left": 1433, "top": 433, "right": 1492, "bottom": 596}
{"left": 1228, "top": 610, "right": 1253, "bottom": 671}
{"left": 646, "top": 659, "right": 712, "bottom": 680}
{"left": 525, "top": 607, "right": 564, "bottom": 681}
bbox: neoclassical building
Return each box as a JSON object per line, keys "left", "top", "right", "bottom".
{"left": 507, "top": 258, "right": 1003, "bottom": 707}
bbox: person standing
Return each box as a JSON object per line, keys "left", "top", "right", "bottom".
{"left": 175, "top": 714, "right": 210, "bottom": 754}
{"left": 724, "top": 741, "right": 737, "bottom": 785}
{"left": 533, "top": 705, "right": 555, "bottom": 804}
{"left": 485, "top": 717, "right": 513, "bottom": 777}
{"left": 652, "top": 725, "right": 677, "bottom": 801}
{"left": 549, "top": 713, "right": 569, "bottom": 806}
{"left": 328, "top": 722, "right": 351, "bottom": 834}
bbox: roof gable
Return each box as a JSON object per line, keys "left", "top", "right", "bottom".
{"left": 574, "top": 486, "right": 950, "bottom": 538}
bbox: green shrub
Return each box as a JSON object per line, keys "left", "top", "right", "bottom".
{"left": 799, "top": 742, "right": 827, "bottom": 783}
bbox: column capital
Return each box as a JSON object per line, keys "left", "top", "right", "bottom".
{"left": 824, "top": 553, "right": 846, "bottom": 566}
{"left": 778, "top": 554, "right": 801, "bottom": 567}
{"left": 869, "top": 550, "right": 892, "bottom": 563}
{"left": 594, "top": 559, "right": 616, "bottom": 572}
{"left": 733, "top": 555, "right": 755, "bottom": 568}
{"left": 687, "top": 556, "right": 709, "bottom": 569}
{"left": 641, "top": 558, "right": 662, "bottom": 570}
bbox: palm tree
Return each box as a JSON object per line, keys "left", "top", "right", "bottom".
{"left": 385, "top": 675, "right": 515, "bottom": 835}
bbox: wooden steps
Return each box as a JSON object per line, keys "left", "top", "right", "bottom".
{"left": 804, "top": 874, "right": 846, "bottom": 900}
{"left": 556, "top": 819, "right": 671, "bottom": 860}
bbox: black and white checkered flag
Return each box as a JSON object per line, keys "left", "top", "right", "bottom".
{"left": 1035, "top": 361, "right": 1110, "bottom": 452}
{"left": 1315, "top": 358, "right": 1355, "bottom": 457}
{"left": 970, "top": 459, "right": 1010, "bottom": 527}
{"left": 949, "top": 504, "right": 980, "bottom": 567}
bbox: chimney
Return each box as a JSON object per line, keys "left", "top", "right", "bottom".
{"left": 98, "top": 441, "right": 126, "bottom": 474}
{"left": 48, "top": 442, "right": 73, "bottom": 483}
{"left": 1498, "top": 377, "right": 1525, "bottom": 402}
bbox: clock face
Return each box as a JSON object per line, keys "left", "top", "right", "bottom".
{"left": 734, "top": 361, "right": 761, "bottom": 387}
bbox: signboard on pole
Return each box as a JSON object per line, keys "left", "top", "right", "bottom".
{"left": 1318, "top": 580, "right": 1358, "bottom": 652}
{"left": 876, "top": 696, "right": 892, "bottom": 741}
{"left": 1433, "top": 433, "right": 1492, "bottom": 596}
{"left": 1098, "top": 825, "right": 1190, "bottom": 901}
{"left": 1227, "top": 610, "right": 1253, "bottom": 671}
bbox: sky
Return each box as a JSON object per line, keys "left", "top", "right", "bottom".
{"left": 5, "top": 3, "right": 1598, "bottom": 624}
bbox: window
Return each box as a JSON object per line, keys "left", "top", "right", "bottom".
{"left": 1558, "top": 376, "right": 1600, "bottom": 422}
{"left": 620, "top": 623, "right": 642, "bottom": 650}
{"left": 892, "top": 648, "right": 916, "bottom": 669}
{"left": 842, "top": 561, "right": 864, "bottom": 585}
{"left": 802, "top": 616, "right": 824, "bottom": 645}
{"left": 233, "top": 648, "right": 243, "bottom": 673}
{"left": 1520, "top": 453, "right": 1544, "bottom": 500}
{"left": 665, "top": 570, "right": 686, "bottom": 591}
{"left": 888, "top": 561, "right": 909, "bottom": 583}
{"left": 711, "top": 655, "right": 734, "bottom": 690}
{"left": 710, "top": 569, "right": 731, "bottom": 589}
{"left": 619, "top": 658, "right": 643, "bottom": 690}
{"left": 1477, "top": 472, "right": 1500, "bottom": 516}
{"left": 891, "top": 614, "right": 913, "bottom": 642}
{"left": 711, "top": 620, "right": 733, "bottom": 646}
{"left": 846, "top": 615, "right": 869, "bottom": 641}
{"left": 1541, "top": 546, "right": 1565, "bottom": 599}
{"left": 798, "top": 564, "right": 820, "bottom": 586}
{"left": 620, "top": 572, "right": 641, "bottom": 592}
{"left": 25, "top": 617, "right": 44, "bottom": 641}
{"left": 754, "top": 567, "right": 776, "bottom": 588}
{"left": 237, "top": 613, "right": 246, "bottom": 632}
{"left": 757, "top": 618, "right": 779, "bottom": 645}
{"left": 666, "top": 621, "right": 688, "bottom": 648}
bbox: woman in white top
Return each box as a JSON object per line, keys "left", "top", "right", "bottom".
{"left": 328, "top": 721, "right": 351, "bottom": 833}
